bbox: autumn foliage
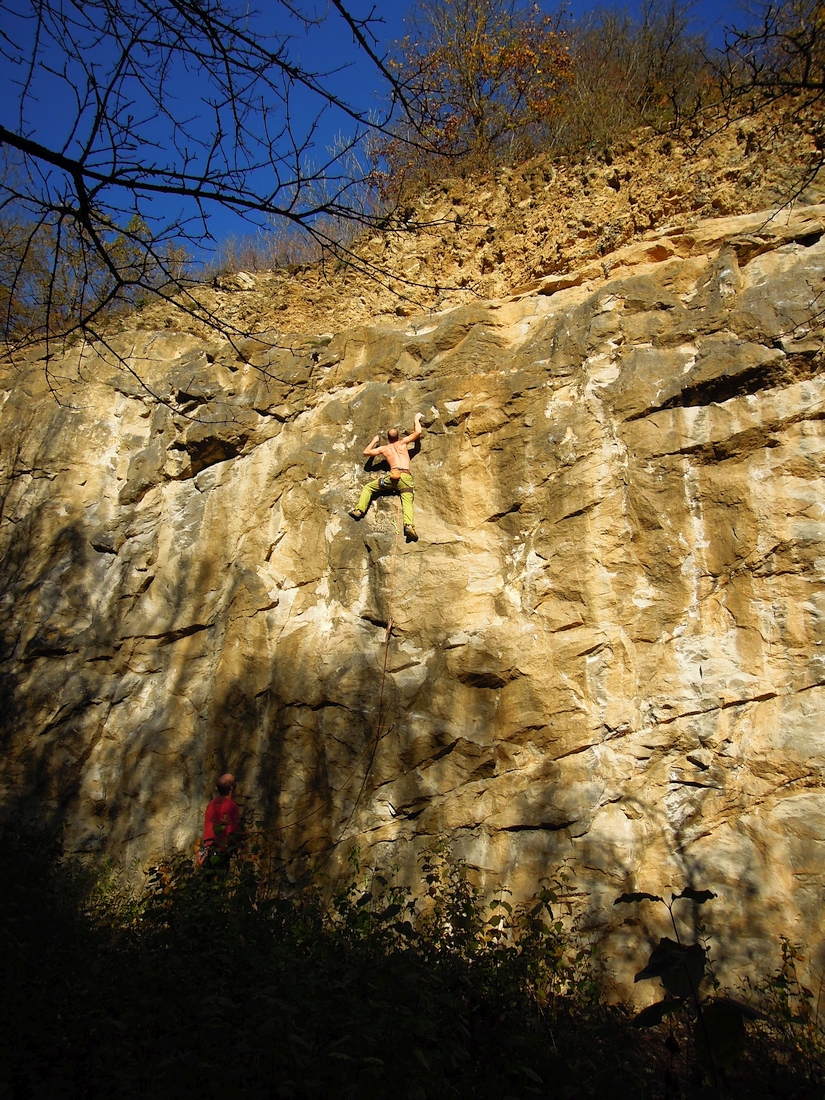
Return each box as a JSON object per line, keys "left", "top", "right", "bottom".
{"left": 375, "top": 0, "right": 572, "bottom": 186}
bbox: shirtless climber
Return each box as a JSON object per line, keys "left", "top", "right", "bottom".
{"left": 349, "top": 413, "right": 423, "bottom": 542}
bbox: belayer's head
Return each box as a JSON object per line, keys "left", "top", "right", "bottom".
{"left": 216, "top": 773, "right": 236, "bottom": 796}
{"left": 387, "top": 427, "right": 399, "bottom": 442}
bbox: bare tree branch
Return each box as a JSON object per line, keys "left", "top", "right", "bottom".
{"left": 0, "top": 0, "right": 416, "bottom": 352}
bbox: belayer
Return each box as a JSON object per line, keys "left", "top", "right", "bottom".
{"left": 198, "top": 773, "right": 242, "bottom": 869}
{"left": 349, "top": 412, "right": 424, "bottom": 542}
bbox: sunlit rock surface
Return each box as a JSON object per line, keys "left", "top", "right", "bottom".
{"left": 1, "top": 204, "right": 824, "bottom": 991}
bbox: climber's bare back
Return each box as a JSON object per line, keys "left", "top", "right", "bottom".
{"left": 375, "top": 441, "right": 413, "bottom": 472}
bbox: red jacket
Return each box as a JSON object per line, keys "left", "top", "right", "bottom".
{"left": 203, "top": 795, "right": 240, "bottom": 852}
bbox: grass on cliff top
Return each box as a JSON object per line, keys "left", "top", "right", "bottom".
{"left": 1, "top": 834, "right": 822, "bottom": 1100}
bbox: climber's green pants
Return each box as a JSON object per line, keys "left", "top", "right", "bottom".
{"left": 356, "top": 472, "right": 415, "bottom": 527}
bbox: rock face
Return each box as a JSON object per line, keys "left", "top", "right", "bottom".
{"left": 1, "top": 204, "right": 824, "bottom": 992}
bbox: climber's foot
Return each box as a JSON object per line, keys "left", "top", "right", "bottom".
{"left": 404, "top": 525, "right": 418, "bottom": 542}
{"left": 348, "top": 509, "right": 365, "bottom": 521}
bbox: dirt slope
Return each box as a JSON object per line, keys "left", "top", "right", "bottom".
{"left": 125, "top": 104, "right": 824, "bottom": 341}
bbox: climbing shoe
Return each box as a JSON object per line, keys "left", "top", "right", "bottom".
{"left": 404, "top": 525, "right": 418, "bottom": 542}
{"left": 348, "top": 509, "right": 365, "bottom": 521}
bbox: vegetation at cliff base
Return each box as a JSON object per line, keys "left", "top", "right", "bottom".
{"left": 1, "top": 835, "right": 823, "bottom": 1100}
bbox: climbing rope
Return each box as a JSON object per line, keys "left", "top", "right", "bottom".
{"left": 336, "top": 493, "right": 403, "bottom": 845}
{"left": 267, "top": 494, "right": 404, "bottom": 854}
{"left": 375, "top": 493, "right": 402, "bottom": 736}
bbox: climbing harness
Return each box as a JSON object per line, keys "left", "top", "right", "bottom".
{"left": 379, "top": 474, "right": 413, "bottom": 493}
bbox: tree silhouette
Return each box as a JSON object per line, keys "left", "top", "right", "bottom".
{"left": 719, "top": 0, "right": 825, "bottom": 106}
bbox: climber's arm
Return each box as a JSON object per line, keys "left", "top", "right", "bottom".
{"left": 363, "top": 434, "right": 383, "bottom": 457}
{"left": 400, "top": 413, "right": 423, "bottom": 446}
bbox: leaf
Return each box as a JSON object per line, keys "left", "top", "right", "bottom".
{"left": 615, "top": 892, "right": 663, "bottom": 905}
{"left": 635, "top": 938, "right": 687, "bottom": 981}
{"left": 673, "top": 887, "right": 717, "bottom": 905}
{"left": 392, "top": 920, "right": 416, "bottom": 938}
{"left": 379, "top": 903, "right": 401, "bottom": 921}
{"left": 631, "top": 999, "right": 686, "bottom": 1028}
{"left": 520, "top": 1065, "right": 543, "bottom": 1083}
{"left": 663, "top": 943, "right": 706, "bottom": 999}
{"left": 634, "top": 937, "right": 706, "bottom": 999}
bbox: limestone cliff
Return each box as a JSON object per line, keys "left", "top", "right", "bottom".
{"left": 1, "top": 196, "right": 824, "bottom": 993}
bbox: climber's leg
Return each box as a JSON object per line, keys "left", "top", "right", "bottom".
{"left": 397, "top": 474, "right": 415, "bottom": 528}
{"left": 353, "top": 478, "right": 382, "bottom": 517}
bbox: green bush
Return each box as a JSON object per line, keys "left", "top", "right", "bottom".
{"left": 1, "top": 834, "right": 822, "bottom": 1099}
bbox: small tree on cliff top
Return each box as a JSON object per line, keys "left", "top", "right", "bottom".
{"left": 549, "top": 0, "right": 708, "bottom": 153}
{"left": 375, "top": 0, "right": 572, "bottom": 185}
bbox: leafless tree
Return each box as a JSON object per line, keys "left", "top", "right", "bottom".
{"left": 718, "top": 0, "right": 825, "bottom": 108}
{"left": 545, "top": 0, "right": 708, "bottom": 156}
{"left": 0, "top": 0, "right": 411, "bottom": 352}
{"left": 703, "top": 1, "right": 825, "bottom": 201}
